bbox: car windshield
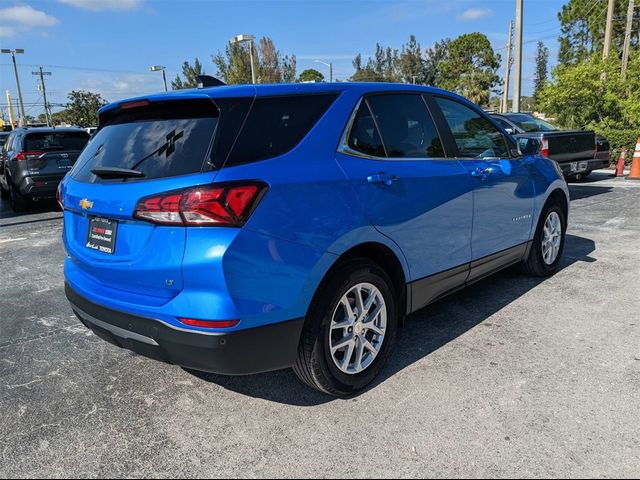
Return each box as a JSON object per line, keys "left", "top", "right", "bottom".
{"left": 505, "top": 114, "right": 558, "bottom": 132}
{"left": 25, "top": 132, "right": 90, "bottom": 152}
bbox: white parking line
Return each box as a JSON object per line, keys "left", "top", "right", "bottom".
{"left": 0, "top": 237, "right": 27, "bottom": 244}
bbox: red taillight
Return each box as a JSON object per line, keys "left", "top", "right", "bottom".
{"left": 177, "top": 318, "right": 239, "bottom": 329}
{"left": 15, "top": 151, "right": 44, "bottom": 161}
{"left": 134, "top": 182, "right": 267, "bottom": 227}
{"left": 540, "top": 137, "right": 550, "bottom": 158}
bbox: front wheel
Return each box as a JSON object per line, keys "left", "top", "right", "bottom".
{"left": 522, "top": 203, "right": 566, "bottom": 277}
{"left": 293, "top": 259, "right": 398, "bottom": 396}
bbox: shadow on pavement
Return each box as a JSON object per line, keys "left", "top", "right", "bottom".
{"left": 0, "top": 199, "right": 61, "bottom": 225}
{"left": 188, "top": 233, "right": 597, "bottom": 406}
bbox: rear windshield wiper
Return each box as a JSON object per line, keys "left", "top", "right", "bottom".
{"left": 91, "top": 167, "right": 145, "bottom": 179}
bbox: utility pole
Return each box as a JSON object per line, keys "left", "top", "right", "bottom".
{"left": 32, "top": 66, "right": 52, "bottom": 126}
{"left": 603, "top": 0, "right": 616, "bottom": 59}
{"left": 1, "top": 49, "right": 26, "bottom": 122}
{"left": 5, "top": 91, "right": 16, "bottom": 129}
{"left": 513, "top": 0, "right": 523, "bottom": 113}
{"left": 621, "top": 0, "right": 635, "bottom": 79}
{"left": 502, "top": 21, "right": 514, "bottom": 113}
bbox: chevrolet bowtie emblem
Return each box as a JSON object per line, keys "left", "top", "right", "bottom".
{"left": 79, "top": 198, "right": 94, "bottom": 210}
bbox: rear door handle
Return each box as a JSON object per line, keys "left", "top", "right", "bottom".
{"left": 367, "top": 173, "right": 399, "bottom": 186}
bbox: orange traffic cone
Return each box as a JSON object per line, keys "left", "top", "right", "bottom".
{"left": 629, "top": 137, "right": 640, "bottom": 180}
{"left": 615, "top": 149, "right": 627, "bottom": 177}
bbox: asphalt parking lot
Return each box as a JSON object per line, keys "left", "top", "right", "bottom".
{"left": 0, "top": 170, "right": 639, "bottom": 478}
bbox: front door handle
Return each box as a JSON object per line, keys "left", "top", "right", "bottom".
{"left": 471, "top": 167, "right": 495, "bottom": 180}
{"left": 367, "top": 173, "right": 399, "bottom": 186}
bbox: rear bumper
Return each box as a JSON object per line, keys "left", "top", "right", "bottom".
{"left": 19, "top": 175, "right": 64, "bottom": 197}
{"left": 559, "top": 158, "right": 609, "bottom": 176}
{"left": 66, "top": 284, "right": 304, "bottom": 375}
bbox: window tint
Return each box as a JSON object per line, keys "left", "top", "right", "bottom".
{"left": 25, "top": 132, "right": 89, "bottom": 152}
{"left": 367, "top": 94, "right": 444, "bottom": 158}
{"left": 347, "top": 101, "right": 386, "bottom": 157}
{"left": 492, "top": 116, "right": 514, "bottom": 131}
{"left": 504, "top": 113, "right": 558, "bottom": 132}
{"left": 71, "top": 99, "right": 219, "bottom": 184}
{"left": 435, "top": 97, "right": 508, "bottom": 158}
{"left": 226, "top": 93, "right": 337, "bottom": 166}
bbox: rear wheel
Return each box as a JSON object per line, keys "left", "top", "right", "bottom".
{"left": 522, "top": 203, "right": 566, "bottom": 277}
{"left": 9, "top": 181, "right": 28, "bottom": 213}
{"left": 0, "top": 182, "right": 8, "bottom": 200}
{"left": 293, "top": 259, "right": 398, "bottom": 396}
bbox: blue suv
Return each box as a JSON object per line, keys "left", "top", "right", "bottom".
{"left": 60, "top": 83, "right": 569, "bottom": 396}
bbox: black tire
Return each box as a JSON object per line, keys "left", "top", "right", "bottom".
{"left": 522, "top": 203, "right": 566, "bottom": 277}
{"left": 293, "top": 259, "right": 398, "bottom": 397}
{"left": 581, "top": 170, "right": 592, "bottom": 178}
{"left": 0, "top": 183, "right": 8, "bottom": 200}
{"left": 9, "top": 181, "right": 28, "bottom": 213}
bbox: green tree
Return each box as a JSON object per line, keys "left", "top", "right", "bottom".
{"left": 60, "top": 90, "right": 107, "bottom": 127}
{"left": 424, "top": 39, "right": 451, "bottom": 87}
{"left": 397, "top": 35, "right": 425, "bottom": 84}
{"left": 557, "top": 0, "right": 636, "bottom": 65}
{"left": 213, "top": 37, "right": 296, "bottom": 84}
{"left": 438, "top": 33, "right": 501, "bottom": 105}
{"left": 538, "top": 55, "right": 640, "bottom": 156}
{"left": 349, "top": 53, "right": 385, "bottom": 82}
{"left": 172, "top": 58, "right": 204, "bottom": 90}
{"left": 534, "top": 42, "right": 550, "bottom": 104}
{"left": 298, "top": 69, "right": 325, "bottom": 83}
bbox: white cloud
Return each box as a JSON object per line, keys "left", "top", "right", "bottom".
{"left": 457, "top": 8, "right": 494, "bottom": 21}
{"left": 58, "top": 0, "right": 144, "bottom": 11}
{"left": 0, "top": 5, "right": 58, "bottom": 37}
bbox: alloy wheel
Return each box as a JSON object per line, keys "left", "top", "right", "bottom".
{"left": 542, "top": 211, "right": 562, "bottom": 265}
{"left": 329, "top": 282, "right": 387, "bottom": 375}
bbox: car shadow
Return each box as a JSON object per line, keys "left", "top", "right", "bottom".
{"left": 569, "top": 185, "right": 613, "bottom": 201}
{"left": 187, "top": 233, "right": 597, "bottom": 406}
{"left": 0, "top": 198, "right": 61, "bottom": 225}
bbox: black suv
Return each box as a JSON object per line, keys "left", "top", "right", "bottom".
{"left": 0, "top": 127, "right": 90, "bottom": 212}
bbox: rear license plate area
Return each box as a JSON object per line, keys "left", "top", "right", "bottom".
{"left": 86, "top": 217, "right": 118, "bottom": 254}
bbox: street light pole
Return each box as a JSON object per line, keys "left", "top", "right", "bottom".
{"left": 1, "top": 49, "right": 26, "bottom": 123}
{"left": 150, "top": 66, "right": 168, "bottom": 92}
{"left": 230, "top": 34, "right": 257, "bottom": 84}
{"left": 314, "top": 60, "right": 333, "bottom": 82}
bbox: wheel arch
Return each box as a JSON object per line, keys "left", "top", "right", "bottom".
{"left": 306, "top": 241, "right": 410, "bottom": 326}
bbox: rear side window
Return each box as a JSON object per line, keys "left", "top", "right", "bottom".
{"left": 435, "top": 97, "right": 508, "bottom": 158}
{"left": 25, "top": 132, "right": 89, "bottom": 152}
{"left": 71, "top": 99, "right": 219, "bottom": 184}
{"left": 225, "top": 94, "right": 337, "bottom": 166}
{"left": 367, "top": 94, "right": 444, "bottom": 158}
{"left": 347, "top": 101, "right": 386, "bottom": 157}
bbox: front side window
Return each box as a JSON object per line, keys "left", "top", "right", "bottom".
{"left": 346, "top": 101, "right": 386, "bottom": 157}
{"left": 435, "top": 97, "right": 509, "bottom": 158}
{"left": 367, "top": 94, "right": 444, "bottom": 158}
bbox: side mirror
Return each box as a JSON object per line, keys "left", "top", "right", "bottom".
{"left": 518, "top": 137, "right": 540, "bottom": 155}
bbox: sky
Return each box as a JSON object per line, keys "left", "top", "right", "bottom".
{"left": 0, "top": 0, "right": 568, "bottom": 119}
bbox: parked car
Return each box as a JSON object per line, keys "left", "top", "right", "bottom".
{"left": 490, "top": 113, "right": 610, "bottom": 180}
{"left": 60, "top": 83, "right": 569, "bottom": 396}
{"left": 0, "top": 132, "right": 9, "bottom": 149}
{"left": 0, "top": 127, "right": 90, "bottom": 212}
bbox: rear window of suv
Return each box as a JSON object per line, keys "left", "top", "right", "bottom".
{"left": 71, "top": 99, "right": 219, "bottom": 184}
{"left": 25, "top": 131, "right": 89, "bottom": 152}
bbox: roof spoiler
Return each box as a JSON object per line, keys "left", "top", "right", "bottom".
{"left": 197, "top": 75, "right": 226, "bottom": 88}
